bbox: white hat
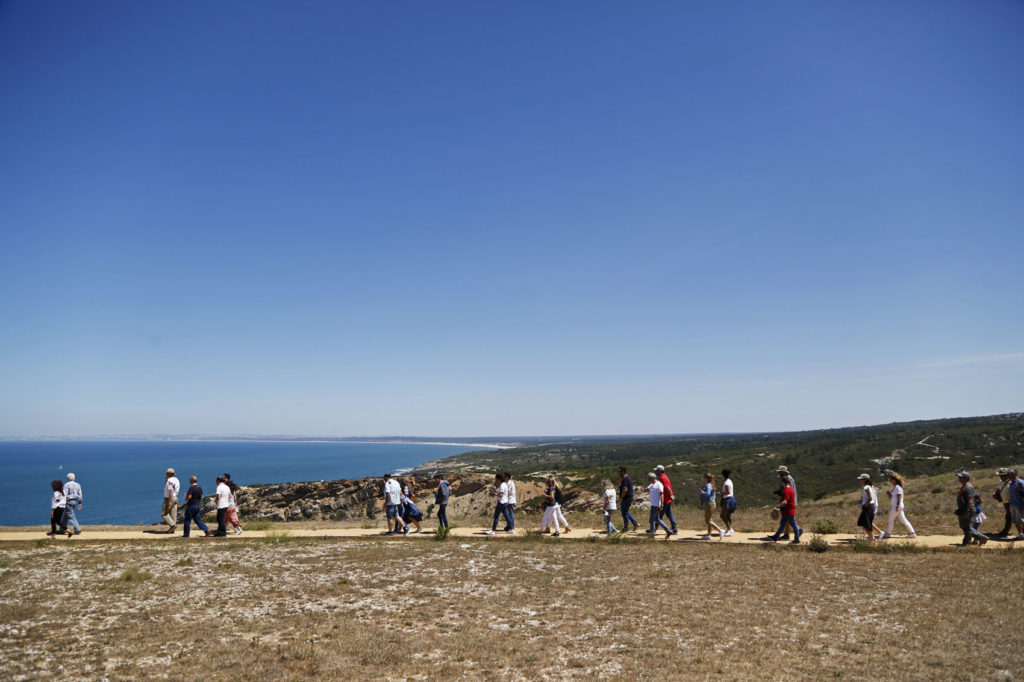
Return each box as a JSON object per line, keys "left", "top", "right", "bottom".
{"left": 654, "top": 465, "right": 665, "bottom": 472}
{"left": 166, "top": 467, "right": 175, "bottom": 475}
{"left": 647, "top": 472, "right": 657, "bottom": 479}
{"left": 857, "top": 473, "right": 870, "bottom": 481}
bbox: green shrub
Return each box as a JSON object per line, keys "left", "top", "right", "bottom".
{"left": 118, "top": 567, "right": 153, "bottom": 582}
{"left": 243, "top": 520, "right": 274, "bottom": 531}
{"left": 931, "top": 487, "right": 943, "bottom": 494}
{"left": 807, "top": 534, "right": 830, "bottom": 553}
{"left": 813, "top": 519, "right": 839, "bottom": 534}
{"left": 261, "top": 531, "right": 293, "bottom": 544}
{"left": 433, "top": 526, "right": 451, "bottom": 542}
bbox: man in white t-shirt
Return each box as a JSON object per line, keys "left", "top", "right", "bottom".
{"left": 485, "top": 474, "right": 509, "bottom": 535}
{"left": 213, "top": 476, "right": 232, "bottom": 537}
{"left": 162, "top": 468, "right": 180, "bottom": 534}
{"left": 382, "top": 474, "right": 407, "bottom": 535}
{"left": 646, "top": 473, "right": 673, "bottom": 538}
{"left": 501, "top": 472, "right": 517, "bottom": 533}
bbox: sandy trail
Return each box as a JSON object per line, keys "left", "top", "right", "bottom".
{"left": 0, "top": 526, "right": 1019, "bottom": 548}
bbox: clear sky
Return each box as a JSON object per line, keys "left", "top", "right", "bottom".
{"left": 1, "top": 2, "right": 1022, "bottom": 437}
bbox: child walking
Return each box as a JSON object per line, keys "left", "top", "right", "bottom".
{"left": 971, "top": 494, "right": 987, "bottom": 538}
{"left": 700, "top": 473, "right": 725, "bottom": 540}
{"left": 601, "top": 479, "right": 619, "bottom": 535}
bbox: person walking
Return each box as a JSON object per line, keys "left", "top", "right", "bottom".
{"left": 881, "top": 473, "right": 916, "bottom": 539}
{"left": 955, "top": 471, "right": 987, "bottom": 546}
{"left": 601, "top": 479, "right": 619, "bottom": 535}
{"left": 62, "top": 473, "right": 83, "bottom": 537}
{"left": 646, "top": 472, "right": 673, "bottom": 538}
{"left": 618, "top": 467, "right": 640, "bottom": 532}
{"left": 719, "top": 469, "right": 737, "bottom": 537}
{"left": 993, "top": 468, "right": 1012, "bottom": 537}
{"left": 162, "top": 468, "right": 180, "bottom": 534}
{"left": 485, "top": 474, "right": 509, "bottom": 536}
{"left": 655, "top": 465, "right": 678, "bottom": 534}
{"left": 700, "top": 472, "right": 725, "bottom": 540}
{"left": 382, "top": 473, "right": 407, "bottom": 536}
{"left": 213, "top": 476, "right": 232, "bottom": 537}
{"left": 225, "top": 479, "right": 243, "bottom": 535}
{"left": 181, "top": 476, "right": 211, "bottom": 538}
{"left": 48, "top": 480, "right": 66, "bottom": 539}
{"left": 774, "top": 466, "right": 797, "bottom": 540}
{"left": 768, "top": 476, "right": 801, "bottom": 544}
{"left": 502, "top": 473, "right": 517, "bottom": 532}
{"left": 971, "top": 494, "right": 987, "bottom": 537}
{"left": 856, "top": 474, "right": 880, "bottom": 540}
{"left": 434, "top": 474, "right": 450, "bottom": 529}
{"left": 401, "top": 482, "right": 423, "bottom": 533}
{"left": 1008, "top": 469, "right": 1024, "bottom": 540}
{"left": 540, "top": 476, "right": 563, "bottom": 536}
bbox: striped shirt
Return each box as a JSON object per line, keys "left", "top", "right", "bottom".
{"left": 63, "top": 481, "right": 83, "bottom": 503}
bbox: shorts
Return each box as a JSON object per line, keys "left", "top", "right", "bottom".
{"left": 1011, "top": 505, "right": 1023, "bottom": 526}
{"left": 385, "top": 504, "right": 400, "bottom": 520}
{"left": 857, "top": 506, "right": 876, "bottom": 528}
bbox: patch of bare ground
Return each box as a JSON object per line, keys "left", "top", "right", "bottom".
{"left": 0, "top": 539, "right": 1021, "bottom": 680}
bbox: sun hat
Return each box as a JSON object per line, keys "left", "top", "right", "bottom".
{"left": 857, "top": 473, "right": 870, "bottom": 481}
{"left": 776, "top": 466, "right": 789, "bottom": 474}
{"left": 654, "top": 465, "right": 665, "bottom": 472}
{"left": 996, "top": 467, "right": 1009, "bottom": 476}
{"left": 166, "top": 467, "right": 175, "bottom": 475}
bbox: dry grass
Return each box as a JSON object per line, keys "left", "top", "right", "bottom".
{"left": 0, "top": 537, "right": 1021, "bottom": 680}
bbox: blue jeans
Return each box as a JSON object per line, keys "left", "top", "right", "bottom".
{"left": 604, "top": 513, "right": 618, "bottom": 533}
{"left": 620, "top": 498, "right": 639, "bottom": 529}
{"left": 491, "top": 502, "right": 507, "bottom": 531}
{"left": 436, "top": 503, "right": 449, "bottom": 528}
{"left": 649, "top": 507, "right": 672, "bottom": 535}
{"left": 659, "top": 502, "right": 677, "bottom": 532}
{"left": 62, "top": 504, "right": 81, "bottom": 532}
{"left": 771, "top": 515, "right": 801, "bottom": 541}
{"left": 183, "top": 505, "right": 208, "bottom": 537}
{"left": 502, "top": 503, "right": 515, "bottom": 531}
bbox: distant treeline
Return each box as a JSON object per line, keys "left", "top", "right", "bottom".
{"left": 427, "top": 414, "right": 1024, "bottom": 507}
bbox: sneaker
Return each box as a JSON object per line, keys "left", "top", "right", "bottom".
{"left": 552, "top": 532, "right": 560, "bottom": 537}
{"left": 722, "top": 530, "right": 733, "bottom": 537}
{"left": 234, "top": 528, "right": 242, "bottom": 535}
{"left": 701, "top": 534, "right": 712, "bottom": 540}
{"left": 791, "top": 539, "right": 801, "bottom": 544}
{"left": 1015, "top": 534, "right": 1024, "bottom": 541}
{"left": 977, "top": 536, "right": 988, "bottom": 546}
{"left": 880, "top": 532, "right": 891, "bottom": 539}
{"left": 907, "top": 533, "right": 917, "bottom": 538}
{"left": 780, "top": 535, "right": 790, "bottom": 541}
{"left": 484, "top": 530, "right": 495, "bottom": 536}
{"left": 413, "top": 527, "right": 422, "bottom": 534}
{"left": 632, "top": 525, "right": 640, "bottom": 532}
{"left": 503, "top": 529, "right": 514, "bottom": 534}
{"left": 671, "top": 529, "right": 678, "bottom": 535}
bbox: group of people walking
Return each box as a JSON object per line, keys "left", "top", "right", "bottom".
{"left": 381, "top": 472, "right": 427, "bottom": 535}
{"left": 161, "top": 469, "right": 244, "bottom": 538}
{"left": 47, "top": 473, "right": 83, "bottom": 538}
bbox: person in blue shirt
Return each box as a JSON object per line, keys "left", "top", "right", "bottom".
{"left": 700, "top": 472, "right": 725, "bottom": 540}
{"left": 1007, "top": 469, "right": 1024, "bottom": 540}
{"left": 433, "top": 474, "right": 450, "bottom": 529}
{"left": 617, "top": 467, "right": 640, "bottom": 532}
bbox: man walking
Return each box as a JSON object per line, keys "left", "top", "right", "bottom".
{"left": 434, "top": 474, "right": 451, "bottom": 529}
{"left": 655, "top": 465, "right": 677, "bottom": 534}
{"left": 485, "top": 473, "right": 509, "bottom": 536}
{"left": 618, "top": 467, "right": 640, "bottom": 531}
{"left": 502, "top": 472, "right": 517, "bottom": 532}
{"left": 956, "top": 471, "right": 987, "bottom": 546}
{"left": 769, "top": 475, "right": 801, "bottom": 544}
{"left": 1007, "top": 469, "right": 1024, "bottom": 540}
{"left": 182, "top": 476, "right": 211, "bottom": 538}
{"left": 62, "top": 473, "right": 83, "bottom": 537}
{"left": 382, "top": 473, "right": 407, "bottom": 535}
{"left": 775, "top": 466, "right": 798, "bottom": 540}
{"left": 993, "top": 468, "right": 1012, "bottom": 537}
{"left": 163, "top": 468, "right": 180, "bottom": 534}
{"left": 646, "top": 472, "right": 673, "bottom": 538}
{"left": 213, "top": 475, "right": 232, "bottom": 537}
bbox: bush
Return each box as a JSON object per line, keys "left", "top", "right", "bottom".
{"left": 813, "top": 519, "right": 839, "bottom": 534}
{"left": 261, "top": 531, "right": 293, "bottom": 544}
{"left": 807, "top": 534, "right": 830, "bottom": 553}
{"left": 433, "top": 526, "right": 451, "bottom": 542}
{"left": 931, "top": 488, "right": 943, "bottom": 494}
{"left": 118, "top": 567, "right": 153, "bottom": 582}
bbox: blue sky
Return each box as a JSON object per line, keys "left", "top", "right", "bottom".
{"left": 1, "top": 2, "right": 1021, "bottom": 437}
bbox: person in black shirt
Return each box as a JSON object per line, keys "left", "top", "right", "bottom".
{"left": 618, "top": 467, "right": 640, "bottom": 531}
{"left": 182, "top": 476, "right": 211, "bottom": 538}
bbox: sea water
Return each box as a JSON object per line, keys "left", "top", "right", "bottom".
{"left": 0, "top": 440, "right": 477, "bottom": 526}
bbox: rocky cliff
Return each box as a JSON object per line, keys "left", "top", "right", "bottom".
{"left": 183, "top": 474, "right": 604, "bottom": 523}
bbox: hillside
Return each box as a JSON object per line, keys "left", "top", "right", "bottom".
{"left": 413, "top": 414, "right": 1024, "bottom": 506}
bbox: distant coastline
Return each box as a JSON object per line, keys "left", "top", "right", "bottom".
{"left": 0, "top": 436, "right": 516, "bottom": 450}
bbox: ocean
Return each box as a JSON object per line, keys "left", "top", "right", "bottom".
{"left": 0, "top": 440, "right": 479, "bottom": 527}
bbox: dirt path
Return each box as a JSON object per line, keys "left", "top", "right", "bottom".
{"left": 1, "top": 526, "right": 1019, "bottom": 548}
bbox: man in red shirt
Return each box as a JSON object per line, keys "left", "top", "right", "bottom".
{"left": 768, "top": 479, "right": 802, "bottom": 544}
{"left": 655, "top": 465, "right": 678, "bottom": 534}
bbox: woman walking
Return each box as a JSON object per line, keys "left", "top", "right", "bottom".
{"left": 540, "top": 476, "right": 562, "bottom": 536}
{"left": 719, "top": 469, "right": 736, "bottom": 537}
{"left": 48, "top": 480, "right": 66, "bottom": 539}
{"left": 601, "top": 479, "right": 619, "bottom": 535}
{"left": 882, "top": 473, "right": 916, "bottom": 539}
{"left": 434, "top": 474, "right": 450, "bottom": 529}
{"left": 856, "top": 473, "right": 880, "bottom": 540}
{"left": 700, "top": 473, "right": 725, "bottom": 540}
{"left": 401, "top": 482, "right": 424, "bottom": 533}
{"left": 225, "top": 479, "right": 244, "bottom": 535}
{"left": 646, "top": 472, "right": 673, "bottom": 538}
